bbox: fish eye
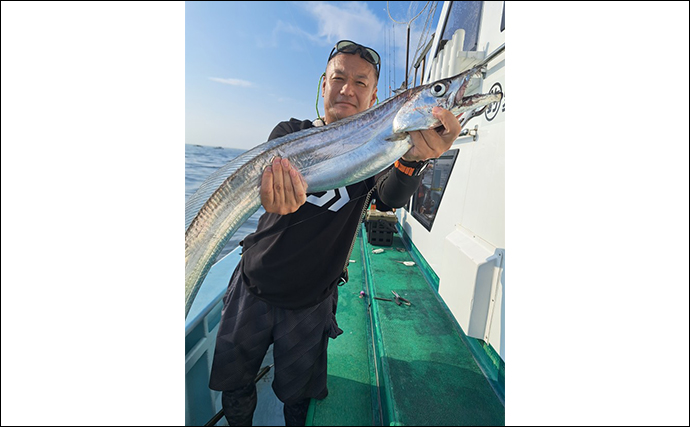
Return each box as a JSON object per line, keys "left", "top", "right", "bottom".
{"left": 430, "top": 83, "right": 446, "bottom": 97}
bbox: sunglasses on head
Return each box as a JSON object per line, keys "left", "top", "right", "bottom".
{"left": 328, "top": 40, "right": 381, "bottom": 77}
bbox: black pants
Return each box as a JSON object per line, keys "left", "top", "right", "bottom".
{"left": 209, "top": 268, "right": 342, "bottom": 425}
{"left": 221, "top": 383, "right": 310, "bottom": 426}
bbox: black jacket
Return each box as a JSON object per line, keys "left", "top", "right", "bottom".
{"left": 239, "top": 118, "right": 422, "bottom": 309}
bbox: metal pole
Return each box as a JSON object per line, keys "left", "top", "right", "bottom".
{"left": 405, "top": 24, "right": 410, "bottom": 89}
{"left": 476, "top": 43, "right": 505, "bottom": 69}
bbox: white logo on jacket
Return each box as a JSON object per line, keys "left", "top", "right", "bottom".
{"left": 306, "top": 186, "right": 351, "bottom": 212}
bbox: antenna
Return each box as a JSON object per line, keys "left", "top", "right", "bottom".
{"left": 392, "top": 25, "right": 396, "bottom": 91}
{"left": 385, "top": 25, "right": 390, "bottom": 98}
{"left": 409, "top": 1, "right": 438, "bottom": 85}
{"left": 388, "top": 26, "right": 393, "bottom": 98}
{"left": 386, "top": 1, "right": 430, "bottom": 89}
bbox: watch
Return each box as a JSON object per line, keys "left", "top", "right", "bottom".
{"left": 394, "top": 159, "right": 430, "bottom": 177}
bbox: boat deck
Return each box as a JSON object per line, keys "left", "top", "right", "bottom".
{"left": 185, "top": 222, "right": 504, "bottom": 426}
{"left": 306, "top": 224, "right": 505, "bottom": 426}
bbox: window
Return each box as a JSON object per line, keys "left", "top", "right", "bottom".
{"left": 411, "top": 149, "right": 459, "bottom": 231}
{"left": 441, "top": 1, "right": 483, "bottom": 51}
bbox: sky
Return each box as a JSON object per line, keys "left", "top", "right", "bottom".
{"left": 2, "top": 2, "right": 689, "bottom": 426}
{"left": 185, "top": 1, "right": 443, "bottom": 149}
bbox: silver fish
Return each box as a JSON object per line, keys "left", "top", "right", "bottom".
{"left": 185, "top": 65, "right": 502, "bottom": 317}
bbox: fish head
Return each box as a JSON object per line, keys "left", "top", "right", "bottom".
{"left": 392, "top": 66, "right": 483, "bottom": 133}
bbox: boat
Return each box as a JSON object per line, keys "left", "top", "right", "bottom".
{"left": 186, "top": 1, "right": 506, "bottom": 425}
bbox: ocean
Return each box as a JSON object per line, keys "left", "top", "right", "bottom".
{"left": 185, "top": 144, "right": 265, "bottom": 263}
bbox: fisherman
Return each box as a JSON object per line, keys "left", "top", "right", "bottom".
{"left": 208, "top": 39, "right": 463, "bottom": 426}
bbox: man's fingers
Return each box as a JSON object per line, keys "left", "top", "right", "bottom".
{"left": 291, "top": 167, "right": 307, "bottom": 204}
{"left": 433, "top": 107, "right": 462, "bottom": 140}
{"left": 260, "top": 157, "right": 308, "bottom": 214}
{"left": 418, "top": 130, "right": 435, "bottom": 152}
{"left": 261, "top": 165, "right": 275, "bottom": 207}
{"left": 281, "top": 158, "right": 296, "bottom": 204}
{"left": 406, "top": 130, "right": 434, "bottom": 161}
{"left": 272, "top": 157, "right": 285, "bottom": 205}
{"left": 423, "top": 128, "right": 451, "bottom": 157}
{"left": 405, "top": 107, "right": 462, "bottom": 162}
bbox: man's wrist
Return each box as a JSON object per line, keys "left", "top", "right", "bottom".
{"left": 398, "top": 157, "right": 425, "bottom": 166}
{"left": 400, "top": 154, "right": 421, "bottom": 162}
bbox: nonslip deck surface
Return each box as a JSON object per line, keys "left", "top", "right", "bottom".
{"left": 307, "top": 225, "right": 504, "bottom": 426}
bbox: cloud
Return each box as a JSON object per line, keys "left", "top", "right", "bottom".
{"left": 275, "top": 20, "right": 319, "bottom": 43}
{"left": 289, "top": 2, "right": 429, "bottom": 72}
{"left": 308, "top": 2, "right": 384, "bottom": 46}
{"left": 257, "top": 2, "right": 385, "bottom": 54}
{"left": 208, "top": 77, "right": 253, "bottom": 87}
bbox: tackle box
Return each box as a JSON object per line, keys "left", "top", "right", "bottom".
{"left": 365, "top": 209, "right": 398, "bottom": 246}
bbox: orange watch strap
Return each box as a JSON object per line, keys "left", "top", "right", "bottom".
{"left": 394, "top": 160, "right": 415, "bottom": 176}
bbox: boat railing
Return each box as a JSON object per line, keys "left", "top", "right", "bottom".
{"left": 185, "top": 247, "right": 242, "bottom": 426}
{"left": 422, "top": 27, "right": 504, "bottom": 86}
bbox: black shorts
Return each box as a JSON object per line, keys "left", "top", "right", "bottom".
{"left": 208, "top": 267, "right": 343, "bottom": 405}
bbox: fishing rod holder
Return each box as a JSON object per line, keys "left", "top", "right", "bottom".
{"left": 459, "top": 125, "right": 479, "bottom": 141}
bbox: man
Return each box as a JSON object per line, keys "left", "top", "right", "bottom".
{"left": 209, "top": 40, "right": 462, "bottom": 426}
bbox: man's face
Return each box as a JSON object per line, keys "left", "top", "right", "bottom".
{"left": 322, "top": 53, "right": 378, "bottom": 124}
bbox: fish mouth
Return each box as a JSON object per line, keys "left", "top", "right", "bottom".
{"left": 453, "top": 79, "right": 472, "bottom": 106}
{"left": 454, "top": 88, "right": 464, "bottom": 106}
{"left": 453, "top": 67, "right": 481, "bottom": 106}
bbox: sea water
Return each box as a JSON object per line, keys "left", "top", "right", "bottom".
{"left": 185, "top": 144, "right": 265, "bottom": 263}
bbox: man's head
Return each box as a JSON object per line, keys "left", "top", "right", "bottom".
{"left": 322, "top": 40, "right": 380, "bottom": 124}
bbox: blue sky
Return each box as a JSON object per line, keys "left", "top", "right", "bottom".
{"left": 185, "top": 1, "right": 442, "bottom": 149}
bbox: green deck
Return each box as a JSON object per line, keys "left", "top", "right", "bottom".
{"left": 306, "top": 224, "right": 505, "bottom": 426}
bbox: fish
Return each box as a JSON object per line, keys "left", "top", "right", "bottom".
{"left": 185, "top": 65, "right": 502, "bottom": 317}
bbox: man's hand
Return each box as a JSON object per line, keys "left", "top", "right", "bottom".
{"left": 261, "top": 157, "right": 308, "bottom": 215}
{"left": 402, "top": 107, "right": 462, "bottom": 162}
